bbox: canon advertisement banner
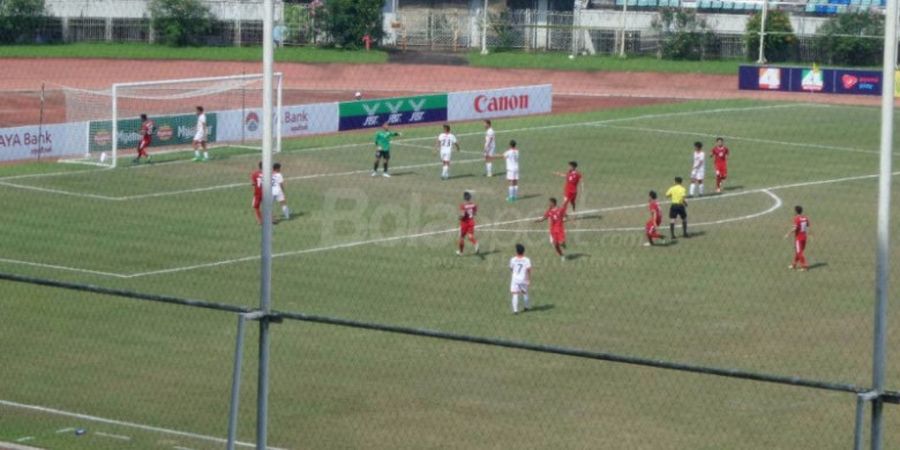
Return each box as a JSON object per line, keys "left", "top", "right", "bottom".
{"left": 217, "top": 102, "right": 339, "bottom": 142}
{"left": 0, "top": 122, "right": 88, "bottom": 162}
{"left": 447, "top": 85, "right": 553, "bottom": 121}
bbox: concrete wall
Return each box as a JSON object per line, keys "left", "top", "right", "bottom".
{"left": 579, "top": 9, "right": 830, "bottom": 35}
{"left": 45, "top": 0, "right": 285, "bottom": 21}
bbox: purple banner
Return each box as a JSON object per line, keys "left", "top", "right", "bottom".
{"left": 739, "top": 65, "right": 882, "bottom": 96}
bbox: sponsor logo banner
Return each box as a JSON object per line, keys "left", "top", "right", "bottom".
{"left": 834, "top": 70, "right": 881, "bottom": 96}
{"left": 338, "top": 94, "right": 448, "bottom": 131}
{"left": 216, "top": 102, "right": 339, "bottom": 142}
{"left": 447, "top": 85, "right": 552, "bottom": 121}
{"left": 89, "top": 113, "right": 217, "bottom": 153}
{"left": 0, "top": 122, "right": 88, "bottom": 162}
{"left": 801, "top": 67, "right": 824, "bottom": 92}
{"left": 758, "top": 67, "right": 782, "bottom": 90}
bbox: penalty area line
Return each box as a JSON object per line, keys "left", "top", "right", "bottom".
{"left": 0, "top": 399, "right": 284, "bottom": 450}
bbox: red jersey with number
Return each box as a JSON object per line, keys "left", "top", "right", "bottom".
{"left": 544, "top": 206, "right": 567, "bottom": 231}
{"left": 141, "top": 120, "right": 155, "bottom": 138}
{"left": 711, "top": 146, "right": 729, "bottom": 165}
{"left": 649, "top": 199, "right": 661, "bottom": 226}
{"left": 565, "top": 170, "right": 582, "bottom": 194}
{"left": 460, "top": 202, "right": 477, "bottom": 223}
{"left": 251, "top": 170, "right": 263, "bottom": 199}
{"left": 793, "top": 215, "right": 809, "bottom": 241}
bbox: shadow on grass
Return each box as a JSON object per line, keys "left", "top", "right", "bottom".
{"left": 448, "top": 173, "right": 475, "bottom": 180}
{"left": 525, "top": 304, "right": 555, "bottom": 313}
{"left": 806, "top": 262, "right": 828, "bottom": 271}
{"left": 475, "top": 249, "right": 501, "bottom": 260}
{"left": 517, "top": 193, "right": 542, "bottom": 201}
{"left": 565, "top": 253, "right": 589, "bottom": 261}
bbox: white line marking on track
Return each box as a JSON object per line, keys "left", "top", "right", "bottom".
{"left": 0, "top": 399, "right": 285, "bottom": 450}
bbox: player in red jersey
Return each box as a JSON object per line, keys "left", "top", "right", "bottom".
{"left": 457, "top": 191, "right": 480, "bottom": 255}
{"left": 133, "top": 114, "right": 155, "bottom": 164}
{"left": 710, "top": 137, "right": 730, "bottom": 193}
{"left": 555, "top": 161, "right": 582, "bottom": 212}
{"left": 784, "top": 205, "right": 810, "bottom": 271}
{"left": 536, "top": 197, "right": 568, "bottom": 261}
{"left": 251, "top": 162, "right": 263, "bottom": 225}
{"left": 644, "top": 190, "right": 666, "bottom": 246}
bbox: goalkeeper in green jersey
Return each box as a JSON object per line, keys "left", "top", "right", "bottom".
{"left": 372, "top": 122, "right": 400, "bottom": 178}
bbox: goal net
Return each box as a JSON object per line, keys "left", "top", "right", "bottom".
{"left": 58, "top": 73, "right": 283, "bottom": 167}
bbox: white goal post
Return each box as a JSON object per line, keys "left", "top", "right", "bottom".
{"left": 59, "top": 73, "right": 283, "bottom": 168}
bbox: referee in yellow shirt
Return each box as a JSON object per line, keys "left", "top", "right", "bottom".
{"left": 666, "top": 176, "right": 688, "bottom": 239}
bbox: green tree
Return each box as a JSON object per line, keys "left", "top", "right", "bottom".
{"left": 149, "top": 0, "right": 214, "bottom": 47}
{"left": 746, "top": 10, "right": 796, "bottom": 62}
{"left": 0, "top": 0, "right": 46, "bottom": 44}
{"left": 319, "top": 0, "right": 383, "bottom": 49}
{"left": 651, "top": 8, "right": 720, "bottom": 61}
{"left": 814, "top": 12, "right": 883, "bottom": 66}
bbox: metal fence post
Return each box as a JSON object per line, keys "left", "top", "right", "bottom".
{"left": 226, "top": 313, "right": 249, "bottom": 450}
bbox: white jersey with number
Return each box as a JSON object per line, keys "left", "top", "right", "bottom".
{"left": 272, "top": 172, "right": 285, "bottom": 201}
{"left": 503, "top": 148, "right": 519, "bottom": 180}
{"left": 484, "top": 127, "right": 496, "bottom": 156}
{"left": 509, "top": 256, "right": 531, "bottom": 292}
{"left": 194, "top": 113, "right": 207, "bottom": 142}
{"left": 438, "top": 132, "right": 457, "bottom": 161}
{"left": 691, "top": 150, "right": 705, "bottom": 180}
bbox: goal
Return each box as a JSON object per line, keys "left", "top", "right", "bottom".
{"left": 59, "top": 73, "right": 283, "bottom": 168}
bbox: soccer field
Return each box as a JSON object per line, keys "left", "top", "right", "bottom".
{"left": 2, "top": 98, "right": 900, "bottom": 449}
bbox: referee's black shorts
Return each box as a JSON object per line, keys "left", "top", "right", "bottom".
{"left": 669, "top": 204, "right": 687, "bottom": 220}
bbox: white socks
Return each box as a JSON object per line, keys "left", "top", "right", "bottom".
{"left": 508, "top": 186, "right": 518, "bottom": 199}
{"left": 512, "top": 294, "right": 530, "bottom": 313}
{"left": 699, "top": 184, "right": 704, "bottom": 195}
{"left": 442, "top": 166, "right": 449, "bottom": 178}
{"left": 282, "top": 205, "right": 290, "bottom": 219}
{"left": 194, "top": 150, "right": 200, "bottom": 158}
{"left": 486, "top": 163, "right": 492, "bottom": 176}
{"left": 689, "top": 184, "right": 696, "bottom": 196}
{"left": 203, "top": 152, "right": 209, "bottom": 160}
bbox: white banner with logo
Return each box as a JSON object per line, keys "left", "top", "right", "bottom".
{"left": 218, "top": 102, "right": 339, "bottom": 142}
{"left": 447, "top": 85, "right": 552, "bottom": 122}
{"left": 0, "top": 122, "right": 89, "bottom": 162}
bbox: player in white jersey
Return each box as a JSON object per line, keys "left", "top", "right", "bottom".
{"left": 509, "top": 243, "right": 532, "bottom": 314}
{"left": 689, "top": 141, "right": 705, "bottom": 197}
{"left": 483, "top": 119, "right": 496, "bottom": 177}
{"left": 272, "top": 163, "right": 291, "bottom": 221}
{"left": 192, "top": 105, "right": 209, "bottom": 162}
{"left": 436, "top": 124, "right": 460, "bottom": 180}
{"left": 503, "top": 140, "right": 520, "bottom": 202}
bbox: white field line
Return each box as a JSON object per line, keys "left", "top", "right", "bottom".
{"left": 0, "top": 399, "right": 284, "bottom": 450}
{"left": 595, "top": 124, "right": 877, "bottom": 154}
{"left": 0, "top": 257, "right": 130, "bottom": 278}
{"left": 94, "top": 431, "right": 131, "bottom": 441}
{"left": 0, "top": 103, "right": 812, "bottom": 187}
{"left": 123, "top": 171, "right": 874, "bottom": 278}
{"left": 13, "top": 437, "right": 34, "bottom": 443}
{"left": 1, "top": 170, "right": 894, "bottom": 279}
{"left": 489, "top": 189, "right": 783, "bottom": 233}
{"left": 0, "top": 105, "right": 835, "bottom": 201}
{"left": 55, "top": 428, "right": 75, "bottom": 434}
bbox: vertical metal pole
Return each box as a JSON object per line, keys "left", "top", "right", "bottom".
{"left": 481, "top": 0, "right": 488, "bottom": 54}
{"left": 756, "top": 0, "right": 768, "bottom": 64}
{"left": 258, "top": 0, "right": 275, "bottom": 448}
{"left": 855, "top": 394, "right": 866, "bottom": 450}
{"left": 871, "top": 0, "right": 896, "bottom": 447}
{"left": 37, "top": 83, "right": 45, "bottom": 162}
{"left": 619, "top": 0, "right": 627, "bottom": 57}
{"left": 226, "top": 314, "right": 247, "bottom": 450}
{"left": 111, "top": 84, "right": 118, "bottom": 168}
{"left": 276, "top": 74, "right": 283, "bottom": 154}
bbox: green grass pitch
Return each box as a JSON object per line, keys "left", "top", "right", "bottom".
{"left": 1, "top": 99, "right": 900, "bottom": 449}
